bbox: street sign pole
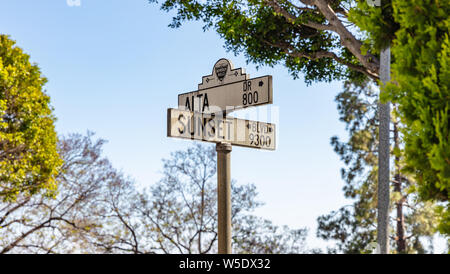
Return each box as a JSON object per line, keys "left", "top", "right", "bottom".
{"left": 168, "top": 59, "right": 276, "bottom": 255}
{"left": 377, "top": 44, "right": 390, "bottom": 254}
{"left": 216, "top": 142, "right": 232, "bottom": 254}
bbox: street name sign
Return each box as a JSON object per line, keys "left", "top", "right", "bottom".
{"left": 167, "top": 108, "right": 276, "bottom": 150}
{"left": 178, "top": 59, "right": 272, "bottom": 113}
{"left": 167, "top": 58, "right": 277, "bottom": 254}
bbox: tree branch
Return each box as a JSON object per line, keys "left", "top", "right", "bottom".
{"left": 264, "top": 0, "right": 336, "bottom": 31}
{"left": 265, "top": 40, "right": 379, "bottom": 80}
{"left": 0, "top": 197, "right": 30, "bottom": 226}
{"left": 311, "top": 0, "right": 379, "bottom": 77}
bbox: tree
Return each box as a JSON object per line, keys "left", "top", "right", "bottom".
{"left": 0, "top": 132, "right": 122, "bottom": 253}
{"left": 387, "top": 1, "right": 449, "bottom": 235}
{"left": 0, "top": 35, "right": 62, "bottom": 201}
{"left": 149, "top": 0, "right": 384, "bottom": 83}
{"left": 316, "top": 80, "right": 441, "bottom": 253}
{"left": 335, "top": 0, "right": 449, "bottom": 235}
{"left": 0, "top": 134, "right": 308, "bottom": 253}
{"left": 131, "top": 144, "right": 308, "bottom": 254}
{"left": 149, "top": 0, "right": 449, "bottom": 238}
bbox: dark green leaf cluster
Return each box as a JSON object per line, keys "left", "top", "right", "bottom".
{"left": 384, "top": 0, "right": 449, "bottom": 234}
{"left": 348, "top": 0, "right": 399, "bottom": 52}
{"left": 390, "top": 0, "right": 449, "bottom": 198}
{"left": 150, "top": 0, "right": 365, "bottom": 84}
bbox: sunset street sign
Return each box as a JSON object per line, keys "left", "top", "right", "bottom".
{"left": 167, "top": 108, "right": 276, "bottom": 150}
{"left": 167, "top": 58, "right": 277, "bottom": 254}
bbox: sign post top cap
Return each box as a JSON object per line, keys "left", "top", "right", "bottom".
{"left": 214, "top": 58, "right": 234, "bottom": 68}
{"left": 198, "top": 58, "right": 248, "bottom": 90}
{"left": 213, "top": 59, "right": 232, "bottom": 82}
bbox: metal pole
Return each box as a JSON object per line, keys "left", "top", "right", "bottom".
{"left": 377, "top": 44, "right": 390, "bottom": 254}
{"left": 216, "top": 142, "right": 232, "bottom": 254}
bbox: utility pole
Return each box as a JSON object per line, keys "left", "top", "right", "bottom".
{"left": 377, "top": 44, "right": 391, "bottom": 254}
{"left": 216, "top": 142, "right": 232, "bottom": 254}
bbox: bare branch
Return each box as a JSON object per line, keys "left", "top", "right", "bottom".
{"left": 0, "top": 197, "right": 30, "bottom": 226}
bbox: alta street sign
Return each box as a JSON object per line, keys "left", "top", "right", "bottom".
{"left": 178, "top": 59, "right": 272, "bottom": 113}
{"left": 167, "top": 108, "right": 276, "bottom": 150}
{"left": 167, "top": 59, "right": 277, "bottom": 255}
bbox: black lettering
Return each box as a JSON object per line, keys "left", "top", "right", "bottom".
{"left": 177, "top": 114, "right": 186, "bottom": 134}
{"left": 187, "top": 116, "right": 194, "bottom": 137}
{"left": 185, "top": 97, "right": 190, "bottom": 111}
{"left": 207, "top": 117, "right": 215, "bottom": 137}
{"left": 196, "top": 94, "right": 203, "bottom": 112}
{"left": 217, "top": 119, "right": 224, "bottom": 139}
{"left": 203, "top": 93, "right": 209, "bottom": 112}
{"left": 225, "top": 120, "right": 232, "bottom": 140}
{"left": 196, "top": 115, "right": 204, "bottom": 138}
{"left": 243, "top": 80, "right": 252, "bottom": 91}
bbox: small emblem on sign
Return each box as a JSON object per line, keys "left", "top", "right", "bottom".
{"left": 198, "top": 58, "right": 248, "bottom": 90}
{"left": 215, "top": 63, "right": 228, "bottom": 81}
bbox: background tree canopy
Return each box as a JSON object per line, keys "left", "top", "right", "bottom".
{"left": 149, "top": 0, "right": 450, "bottom": 236}
{"left": 386, "top": 1, "right": 449, "bottom": 226}
{"left": 0, "top": 134, "right": 309, "bottom": 254}
{"left": 349, "top": 0, "right": 449, "bottom": 235}
{"left": 317, "top": 80, "right": 440, "bottom": 254}
{"left": 1, "top": 0, "right": 447, "bottom": 253}
{"left": 0, "top": 35, "right": 61, "bottom": 201}
{"left": 149, "top": 0, "right": 382, "bottom": 84}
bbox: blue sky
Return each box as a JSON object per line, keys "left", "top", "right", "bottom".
{"left": 0, "top": 0, "right": 352, "bottom": 250}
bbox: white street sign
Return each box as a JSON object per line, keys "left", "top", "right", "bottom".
{"left": 178, "top": 59, "right": 272, "bottom": 113}
{"left": 167, "top": 108, "right": 276, "bottom": 150}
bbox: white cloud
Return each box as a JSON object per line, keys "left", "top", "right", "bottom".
{"left": 66, "top": 0, "right": 81, "bottom": 7}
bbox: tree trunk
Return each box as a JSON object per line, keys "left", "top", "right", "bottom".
{"left": 393, "top": 117, "right": 406, "bottom": 253}
{"left": 199, "top": 185, "right": 205, "bottom": 254}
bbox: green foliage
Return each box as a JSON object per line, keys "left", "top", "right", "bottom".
{"left": 348, "top": 0, "right": 399, "bottom": 53}
{"left": 149, "top": 0, "right": 450, "bottom": 238}
{"left": 386, "top": 0, "right": 449, "bottom": 206}
{"left": 0, "top": 35, "right": 62, "bottom": 201}
{"left": 317, "top": 80, "right": 379, "bottom": 253}
{"left": 317, "top": 80, "right": 440, "bottom": 253}
{"left": 150, "top": 0, "right": 367, "bottom": 84}
{"left": 342, "top": 0, "right": 450, "bottom": 237}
